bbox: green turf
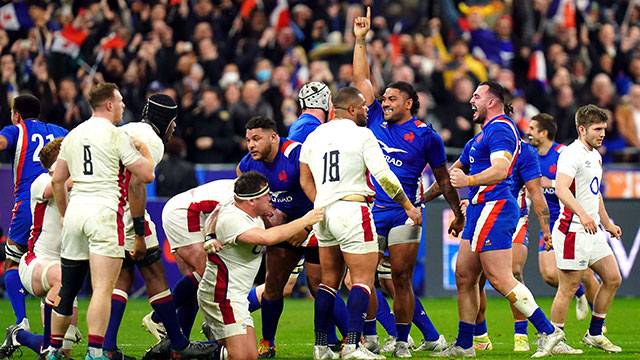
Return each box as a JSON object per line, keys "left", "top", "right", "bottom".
{"left": 1, "top": 296, "right": 639, "bottom": 359}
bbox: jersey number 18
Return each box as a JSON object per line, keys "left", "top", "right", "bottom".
{"left": 322, "top": 150, "right": 340, "bottom": 184}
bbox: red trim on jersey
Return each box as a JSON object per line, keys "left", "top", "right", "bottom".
{"left": 188, "top": 272, "right": 200, "bottom": 286}
{"left": 475, "top": 199, "right": 506, "bottom": 251}
{"left": 14, "top": 122, "right": 28, "bottom": 195}
{"left": 27, "top": 201, "right": 47, "bottom": 252}
{"left": 307, "top": 233, "right": 318, "bottom": 247}
{"left": 207, "top": 253, "right": 236, "bottom": 324}
{"left": 557, "top": 180, "right": 575, "bottom": 234}
{"left": 513, "top": 218, "right": 529, "bottom": 244}
{"left": 477, "top": 185, "right": 496, "bottom": 203}
{"left": 360, "top": 205, "right": 374, "bottom": 242}
{"left": 10, "top": 200, "right": 22, "bottom": 223}
{"left": 413, "top": 120, "right": 426, "bottom": 127}
{"left": 116, "top": 163, "right": 127, "bottom": 246}
{"left": 563, "top": 232, "right": 576, "bottom": 259}
{"left": 280, "top": 139, "right": 296, "bottom": 154}
{"left": 187, "top": 200, "right": 220, "bottom": 232}
{"left": 24, "top": 251, "right": 36, "bottom": 265}
{"left": 144, "top": 219, "right": 152, "bottom": 237}
{"left": 554, "top": 143, "right": 564, "bottom": 152}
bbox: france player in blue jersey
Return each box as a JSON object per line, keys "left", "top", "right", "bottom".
{"left": 238, "top": 115, "right": 347, "bottom": 358}
{"left": 528, "top": 114, "right": 600, "bottom": 325}
{"left": 0, "top": 95, "right": 68, "bottom": 326}
{"left": 287, "top": 82, "right": 332, "bottom": 143}
{"left": 432, "top": 81, "right": 563, "bottom": 358}
{"left": 353, "top": 8, "right": 463, "bottom": 356}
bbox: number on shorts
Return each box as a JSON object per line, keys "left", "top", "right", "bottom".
{"left": 83, "top": 145, "right": 93, "bottom": 175}
{"left": 322, "top": 150, "right": 340, "bottom": 183}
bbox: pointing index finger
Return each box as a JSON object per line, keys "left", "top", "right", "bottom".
{"left": 366, "top": 6, "right": 371, "bottom": 21}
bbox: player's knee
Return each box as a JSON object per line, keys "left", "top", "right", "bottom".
{"left": 512, "top": 266, "right": 523, "bottom": 282}
{"left": 391, "top": 269, "right": 412, "bottom": 287}
{"left": 603, "top": 272, "right": 622, "bottom": 289}
{"left": 539, "top": 268, "right": 558, "bottom": 287}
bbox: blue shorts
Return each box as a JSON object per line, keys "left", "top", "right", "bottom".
{"left": 461, "top": 198, "right": 518, "bottom": 252}
{"left": 372, "top": 204, "right": 409, "bottom": 238}
{"left": 8, "top": 200, "right": 32, "bottom": 247}
{"left": 512, "top": 216, "right": 529, "bottom": 247}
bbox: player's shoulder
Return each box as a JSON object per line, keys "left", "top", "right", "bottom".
{"left": 279, "top": 138, "right": 302, "bottom": 158}
{"left": 552, "top": 142, "right": 566, "bottom": 154}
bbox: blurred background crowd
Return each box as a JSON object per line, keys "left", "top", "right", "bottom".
{"left": 2, "top": 0, "right": 640, "bottom": 176}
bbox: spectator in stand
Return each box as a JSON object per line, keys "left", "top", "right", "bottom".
{"left": 189, "top": 89, "right": 236, "bottom": 164}
{"left": 442, "top": 38, "right": 488, "bottom": 91}
{"left": 437, "top": 77, "right": 475, "bottom": 148}
{"left": 615, "top": 84, "right": 640, "bottom": 149}
{"left": 49, "top": 78, "right": 92, "bottom": 130}
{"left": 155, "top": 137, "right": 199, "bottom": 198}
{"left": 550, "top": 85, "right": 579, "bottom": 144}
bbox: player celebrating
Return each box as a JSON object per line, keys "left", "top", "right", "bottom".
{"left": 431, "top": 81, "right": 564, "bottom": 358}
{"left": 353, "top": 7, "right": 461, "bottom": 356}
{"left": 300, "top": 87, "right": 422, "bottom": 360}
{"left": 0, "top": 94, "right": 68, "bottom": 328}
{"left": 549, "top": 105, "right": 622, "bottom": 353}
{"left": 528, "top": 114, "right": 599, "bottom": 322}
{"left": 198, "top": 171, "right": 323, "bottom": 360}
{"left": 46, "top": 83, "right": 156, "bottom": 360}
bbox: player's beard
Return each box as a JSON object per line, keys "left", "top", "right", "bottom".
{"left": 473, "top": 107, "right": 486, "bottom": 124}
{"left": 355, "top": 111, "right": 367, "bottom": 126}
{"left": 252, "top": 142, "right": 272, "bottom": 161}
{"left": 585, "top": 134, "right": 604, "bottom": 149}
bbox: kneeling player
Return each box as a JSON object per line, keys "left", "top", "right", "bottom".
{"left": 198, "top": 171, "right": 323, "bottom": 360}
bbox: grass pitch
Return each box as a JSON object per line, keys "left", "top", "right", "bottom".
{"left": 1, "top": 296, "right": 639, "bottom": 359}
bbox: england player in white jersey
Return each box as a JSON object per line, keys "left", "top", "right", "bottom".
{"left": 0, "top": 139, "right": 81, "bottom": 359}
{"left": 198, "top": 171, "right": 323, "bottom": 360}
{"left": 550, "top": 105, "right": 622, "bottom": 353}
{"left": 46, "top": 83, "right": 156, "bottom": 360}
{"left": 299, "top": 87, "right": 421, "bottom": 360}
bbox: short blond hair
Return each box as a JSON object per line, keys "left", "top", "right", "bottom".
{"left": 575, "top": 104, "right": 608, "bottom": 132}
{"left": 39, "top": 137, "right": 64, "bottom": 170}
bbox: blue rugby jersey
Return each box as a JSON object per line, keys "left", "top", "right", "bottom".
{"left": 367, "top": 99, "right": 447, "bottom": 207}
{"left": 538, "top": 142, "right": 565, "bottom": 228}
{"left": 287, "top": 113, "right": 322, "bottom": 143}
{"left": 510, "top": 141, "right": 542, "bottom": 217}
{"left": 238, "top": 138, "right": 313, "bottom": 219}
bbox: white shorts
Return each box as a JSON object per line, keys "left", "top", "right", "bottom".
{"left": 162, "top": 201, "right": 203, "bottom": 252}
{"left": 123, "top": 211, "right": 159, "bottom": 251}
{"left": 197, "top": 274, "right": 253, "bottom": 339}
{"left": 61, "top": 204, "right": 125, "bottom": 260}
{"left": 19, "top": 253, "right": 59, "bottom": 296}
{"left": 552, "top": 227, "right": 613, "bottom": 270}
{"left": 313, "top": 201, "right": 379, "bottom": 255}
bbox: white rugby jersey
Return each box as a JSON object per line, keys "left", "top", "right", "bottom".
{"left": 555, "top": 139, "right": 602, "bottom": 233}
{"left": 207, "top": 203, "right": 265, "bottom": 301}
{"left": 26, "top": 172, "right": 61, "bottom": 260}
{"left": 300, "top": 119, "right": 402, "bottom": 208}
{"left": 58, "top": 117, "right": 141, "bottom": 212}
{"left": 165, "top": 179, "right": 235, "bottom": 233}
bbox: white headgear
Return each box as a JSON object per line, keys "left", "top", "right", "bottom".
{"left": 298, "top": 82, "right": 331, "bottom": 112}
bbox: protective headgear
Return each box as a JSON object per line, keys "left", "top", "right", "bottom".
{"left": 142, "top": 94, "right": 177, "bottom": 137}
{"left": 298, "top": 82, "right": 331, "bottom": 113}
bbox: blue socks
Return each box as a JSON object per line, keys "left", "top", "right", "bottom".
{"left": 376, "top": 290, "right": 397, "bottom": 337}
{"left": 528, "top": 308, "right": 555, "bottom": 334}
{"left": 396, "top": 323, "right": 411, "bottom": 343}
{"left": 16, "top": 329, "right": 43, "bottom": 354}
{"left": 413, "top": 294, "right": 440, "bottom": 341}
{"left": 346, "top": 284, "right": 371, "bottom": 344}
{"left": 473, "top": 319, "right": 487, "bottom": 336}
{"left": 150, "top": 290, "right": 188, "bottom": 349}
{"left": 261, "top": 297, "right": 284, "bottom": 346}
{"left": 248, "top": 287, "right": 261, "bottom": 312}
{"left": 314, "top": 285, "right": 336, "bottom": 345}
{"left": 42, "top": 301, "right": 52, "bottom": 350}
{"left": 5, "top": 269, "right": 27, "bottom": 323}
{"left": 104, "top": 291, "right": 128, "bottom": 349}
{"left": 575, "top": 283, "right": 585, "bottom": 298}
{"left": 589, "top": 313, "right": 606, "bottom": 336}
{"left": 332, "top": 293, "right": 348, "bottom": 337}
{"left": 455, "top": 321, "right": 475, "bottom": 349}
{"left": 514, "top": 320, "right": 528, "bottom": 335}
{"left": 177, "top": 298, "right": 198, "bottom": 339}
{"left": 363, "top": 319, "right": 377, "bottom": 336}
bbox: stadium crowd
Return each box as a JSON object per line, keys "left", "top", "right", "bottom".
{"left": 1, "top": 0, "right": 640, "bottom": 166}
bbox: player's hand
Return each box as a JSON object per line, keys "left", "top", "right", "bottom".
{"left": 542, "top": 232, "right": 553, "bottom": 250}
{"left": 263, "top": 206, "right": 287, "bottom": 229}
{"left": 448, "top": 214, "right": 464, "bottom": 238}
{"left": 130, "top": 136, "right": 144, "bottom": 150}
{"left": 540, "top": 176, "right": 553, "bottom": 188}
{"left": 354, "top": 6, "right": 371, "bottom": 39}
{"left": 460, "top": 199, "right": 469, "bottom": 217}
{"left": 204, "top": 204, "right": 221, "bottom": 234}
{"left": 406, "top": 206, "right": 422, "bottom": 226}
{"left": 604, "top": 223, "right": 622, "bottom": 240}
{"left": 204, "top": 238, "right": 223, "bottom": 254}
{"left": 578, "top": 213, "right": 598, "bottom": 234}
{"left": 449, "top": 168, "right": 469, "bottom": 188}
{"left": 130, "top": 234, "right": 147, "bottom": 261}
{"left": 287, "top": 229, "right": 308, "bottom": 247}
{"left": 303, "top": 207, "right": 324, "bottom": 226}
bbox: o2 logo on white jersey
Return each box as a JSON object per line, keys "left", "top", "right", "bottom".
{"left": 590, "top": 177, "right": 600, "bottom": 195}
{"left": 251, "top": 245, "right": 265, "bottom": 255}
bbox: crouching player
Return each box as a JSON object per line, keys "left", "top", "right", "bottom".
{"left": 0, "top": 139, "right": 80, "bottom": 359}
{"left": 198, "top": 171, "right": 323, "bottom": 360}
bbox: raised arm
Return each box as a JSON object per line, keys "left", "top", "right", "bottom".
{"left": 353, "top": 6, "right": 375, "bottom": 105}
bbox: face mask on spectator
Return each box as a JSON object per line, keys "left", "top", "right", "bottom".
{"left": 256, "top": 69, "right": 272, "bottom": 83}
